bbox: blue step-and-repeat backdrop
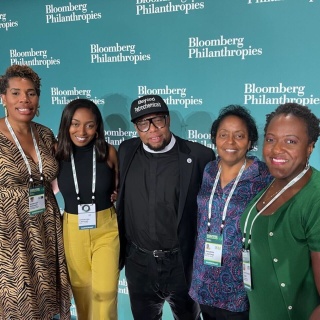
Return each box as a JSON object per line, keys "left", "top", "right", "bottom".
{"left": 1, "top": 0, "right": 319, "bottom": 318}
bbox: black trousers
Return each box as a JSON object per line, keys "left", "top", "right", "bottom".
{"left": 125, "top": 243, "right": 200, "bottom": 320}
{"left": 200, "top": 304, "right": 249, "bottom": 320}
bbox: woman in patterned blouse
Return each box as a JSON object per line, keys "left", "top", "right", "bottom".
{"left": 189, "top": 105, "right": 272, "bottom": 320}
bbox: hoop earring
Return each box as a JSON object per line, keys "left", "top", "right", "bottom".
{"left": 3, "top": 105, "right": 8, "bottom": 117}
{"left": 36, "top": 105, "right": 40, "bottom": 117}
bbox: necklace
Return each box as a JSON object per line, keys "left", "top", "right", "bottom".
{"left": 261, "top": 182, "right": 280, "bottom": 205}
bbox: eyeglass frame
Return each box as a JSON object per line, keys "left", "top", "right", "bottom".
{"left": 135, "top": 114, "right": 169, "bottom": 132}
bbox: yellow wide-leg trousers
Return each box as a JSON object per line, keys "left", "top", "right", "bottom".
{"left": 63, "top": 207, "right": 120, "bottom": 320}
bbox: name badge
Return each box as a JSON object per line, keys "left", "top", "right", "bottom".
{"left": 204, "top": 233, "right": 223, "bottom": 267}
{"left": 78, "top": 203, "right": 96, "bottom": 230}
{"left": 242, "top": 249, "right": 252, "bottom": 291}
{"left": 29, "top": 186, "right": 45, "bottom": 216}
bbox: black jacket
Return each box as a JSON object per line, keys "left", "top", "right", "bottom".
{"left": 116, "top": 135, "right": 215, "bottom": 287}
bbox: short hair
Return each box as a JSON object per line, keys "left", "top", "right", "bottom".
{"left": 211, "top": 105, "right": 258, "bottom": 151}
{"left": 264, "top": 103, "right": 320, "bottom": 145}
{"left": 55, "top": 98, "right": 108, "bottom": 161}
{"left": 0, "top": 65, "right": 41, "bottom": 96}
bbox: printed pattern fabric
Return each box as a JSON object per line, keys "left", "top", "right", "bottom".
{"left": 0, "top": 124, "right": 71, "bottom": 319}
{"left": 189, "top": 156, "right": 272, "bottom": 312}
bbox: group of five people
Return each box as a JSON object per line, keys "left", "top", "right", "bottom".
{"left": 0, "top": 64, "right": 319, "bottom": 320}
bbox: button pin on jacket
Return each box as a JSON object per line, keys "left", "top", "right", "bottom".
{"left": 187, "top": 158, "right": 192, "bottom": 163}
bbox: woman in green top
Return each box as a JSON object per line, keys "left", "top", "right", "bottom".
{"left": 241, "top": 103, "right": 320, "bottom": 320}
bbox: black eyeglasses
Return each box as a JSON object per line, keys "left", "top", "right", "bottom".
{"left": 135, "top": 115, "right": 168, "bottom": 132}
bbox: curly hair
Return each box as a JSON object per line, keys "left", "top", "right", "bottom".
{"left": 211, "top": 104, "right": 258, "bottom": 151}
{"left": 264, "top": 103, "right": 320, "bottom": 145}
{"left": 0, "top": 65, "right": 41, "bottom": 96}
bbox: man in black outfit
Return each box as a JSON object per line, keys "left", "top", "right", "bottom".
{"left": 117, "top": 95, "right": 215, "bottom": 320}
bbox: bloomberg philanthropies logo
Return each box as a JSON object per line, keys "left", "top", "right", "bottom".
{"left": 188, "top": 35, "right": 262, "bottom": 60}
{"left": 138, "top": 85, "right": 203, "bottom": 108}
{"left": 90, "top": 43, "right": 151, "bottom": 64}
{"left": 105, "top": 128, "right": 137, "bottom": 146}
{"left": 136, "top": 0, "right": 205, "bottom": 15}
{"left": 45, "top": 2, "right": 102, "bottom": 24}
{"left": 0, "top": 12, "right": 18, "bottom": 31}
{"left": 188, "top": 130, "right": 214, "bottom": 149}
{"left": 50, "top": 86, "right": 105, "bottom": 105}
{"left": 243, "top": 82, "right": 320, "bottom": 105}
{"left": 9, "top": 48, "right": 60, "bottom": 68}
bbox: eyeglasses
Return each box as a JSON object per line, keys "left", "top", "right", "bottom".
{"left": 135, "top": 115, "right": 168, "bottom": 132}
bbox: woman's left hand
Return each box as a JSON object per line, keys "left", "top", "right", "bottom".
{"left": 111, "top": 190, "right": 118, "bottom": 203}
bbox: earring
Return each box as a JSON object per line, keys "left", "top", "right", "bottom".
{"left": 3, "top": 105, "right": 8, "bottom": 117}
{"left": 305, "top": 157, "right": 310, "bottom": 169}
{"left": 36, "top": 105, "right": 40, "bottom": 117}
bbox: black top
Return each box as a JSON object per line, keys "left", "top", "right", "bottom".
{"left": 58, "top": 140, "right": 114, "bottom": 214}
{"left": 117, "top": 135, "right": 215, "bottom": 275}
{"left": 124, "top": 143, "right": 180, "bottom": 250}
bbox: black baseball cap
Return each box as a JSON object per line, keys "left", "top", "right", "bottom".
{"left": 130, "top": 95, "right": 169, "bottom": 122}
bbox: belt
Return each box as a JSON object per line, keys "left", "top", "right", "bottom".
{"left": 131, "top": 242, "right": 179, "bottom": 258}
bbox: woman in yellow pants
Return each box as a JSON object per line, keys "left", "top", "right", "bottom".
{"left": 56, "top": 98, "right": 120, "bottom": 320}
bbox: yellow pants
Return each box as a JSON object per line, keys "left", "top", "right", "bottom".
{"left": 63, "top": 207, "right": 120, "bottom": 320}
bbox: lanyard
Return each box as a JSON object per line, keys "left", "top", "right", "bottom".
{"left": 71, "top": 146, "right": 96, "bottom": 204}
{"left": 242, "top": 165, "right": 310, "bottom": 248}
{"left": 5, "top": 117, "right": 43, "bottom": 183}
{"left": 208, "top": 158, "right": 247, "bottom": 233}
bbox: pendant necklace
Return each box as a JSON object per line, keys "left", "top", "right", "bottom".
{"left": 261, "top": 182, "right": 279, "bottom": 205}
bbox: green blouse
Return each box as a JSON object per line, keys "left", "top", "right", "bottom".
{"left": 240, "top": 167, "right": 320, "bottom": 320}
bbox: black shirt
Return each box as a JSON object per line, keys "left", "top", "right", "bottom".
{"left": 58, "top": 140, "right": 114, "bottom": 214}
{"left": 124, "top": 143, "right": 180, "bottom": 250}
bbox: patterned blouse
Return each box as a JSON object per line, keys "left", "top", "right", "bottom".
{"left": 189, "top": 156, "right": 272, "bottom": 312}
